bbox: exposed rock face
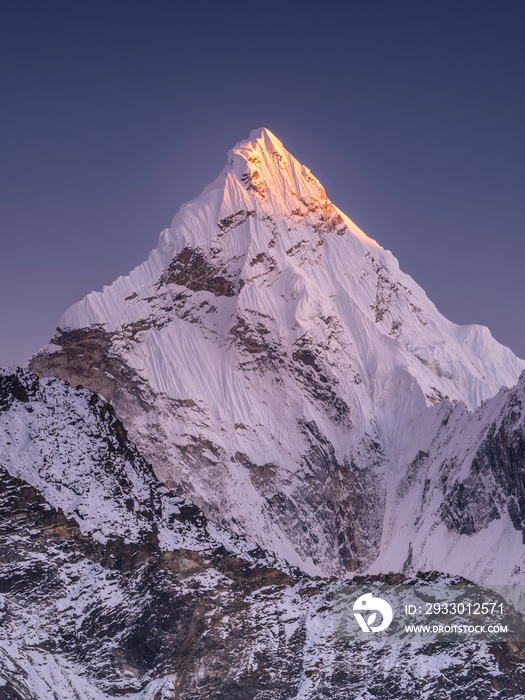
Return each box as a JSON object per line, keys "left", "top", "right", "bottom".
{"left": 29, "top": 128, "right": 525, "bottom": 582}
{"left": 447, "top": 396, "right": 525, "bottom": 539}
{"left": 368, "top": 375, "right": 525, "bottom": 587}
{"left": 1, "top": 368, "right": 525, "bottom": 699}
{"left": 165, "top": 245, "right": 244, "bottom": 297}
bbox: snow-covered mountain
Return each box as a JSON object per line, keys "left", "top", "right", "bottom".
{"left": 30, "top": 128, "right": 525, "bottom": 580}
{"left": 1, "top": 367, "right": 524, "bottom": 699}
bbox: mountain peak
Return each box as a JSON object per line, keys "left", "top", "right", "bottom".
{"left": 247, "top": 126, "right": 284, "bottom": 150}
{"left": 217, "top": 126, "right": 329, "bottom": 211}
{"left": 151, "top": 128, "right": 374, "bottom": 280}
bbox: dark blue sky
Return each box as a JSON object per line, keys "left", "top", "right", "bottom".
{"left": 1, "top": 1, "right": 524, "bottom": 365}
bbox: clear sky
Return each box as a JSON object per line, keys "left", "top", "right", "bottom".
{"left": 1, "top": 1, "right": 524, "bottom": 365}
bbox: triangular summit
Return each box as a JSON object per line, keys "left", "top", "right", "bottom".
{"left": 30, "top": 129, "right": 525, "bottom": 577}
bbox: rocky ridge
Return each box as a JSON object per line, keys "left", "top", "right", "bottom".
{"left": 1, "top": 368, "right": 525, "bottom": 698}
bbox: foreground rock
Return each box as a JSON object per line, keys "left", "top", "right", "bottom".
{"left": 1, "top": 368, "right": 525, "bottom": 698}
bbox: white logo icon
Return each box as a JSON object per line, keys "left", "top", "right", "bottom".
{"left": 353, "top": 592, "right": 393, "bottom": 633}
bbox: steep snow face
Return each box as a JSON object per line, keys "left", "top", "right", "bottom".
{"left": 30, "top": 128, "right": 525, "bottom": 576}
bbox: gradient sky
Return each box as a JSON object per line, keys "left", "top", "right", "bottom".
{"left": 1, "top": 1, "right": 524, "bottom": 366}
